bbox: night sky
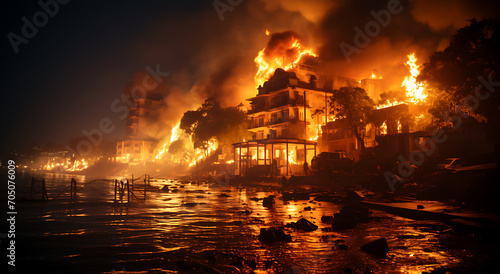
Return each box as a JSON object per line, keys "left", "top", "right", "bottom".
{"left": 1, "top": 0, "right": 499, "bottom": 158}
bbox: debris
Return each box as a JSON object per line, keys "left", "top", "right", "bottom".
{"left": 346, "top": 190, "right": 365, "bottom": 200}
{"left": 360, "top": 238, "right": 389, "bottom": 257}
{"left": 258, "top": 227, "right": 292, "bottom": 243}
{"left": 286, "top": 218, "right": 318, "bottom": 232}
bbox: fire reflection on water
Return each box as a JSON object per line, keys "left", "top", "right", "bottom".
{"left": 13, "top": 173, "right": 485, "bottom": 273}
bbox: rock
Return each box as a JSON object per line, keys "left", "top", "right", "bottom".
{"left": 263, "top": 195, "right": 275, "bottom": 208}
{"left": 417, "top": 205, "right": 425, "bottom": 209}
{"left": 182, "top": 202, "right": 197, "bottom": 207}
{"left": 304, "top": 206, "right": 312, "bottom": 211}
{"left": 243, "top": 209, "right": 251, "bottom": 215}
{"left": 264, "top": 260, "right": 273, "bottom": 269}
{"left": 258, "top": 227, "right": 292, "bottom": 243}
{"left": 161, "top": 185, "right": 169, "bottom": 191}
{"left": 360, "top": 238, "right": 390, "bottom": 257}
{"left": 321, "top": 216, "right": 334, "bottom": 223}
{"left": 250, "top": 197, "right": 261, "bottom": 202}
{"left": 286, "top": 218, "right": 318, "bottom": 232}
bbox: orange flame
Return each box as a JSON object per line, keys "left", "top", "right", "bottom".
{"left": 155, "top": 121, "right": 181, "bottom": 160}
{"left": 402, "top": 53, "right": 427, "bottom": 103}
{"left": 254, "top": 38, "right": 317, "bottom": 88}
{"left": 189, "top": 138, "right": 218, "bottom": 167}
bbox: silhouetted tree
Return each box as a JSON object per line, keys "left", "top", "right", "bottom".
{"left": 329, "top": 87, "right": 375, "bottom": 152}
{"left": 419, "top": 18, "right": 500, "bottom": 123}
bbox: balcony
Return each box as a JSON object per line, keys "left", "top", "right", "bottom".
{"left": 249, "top": 121, "right": 269, "bottom": 129}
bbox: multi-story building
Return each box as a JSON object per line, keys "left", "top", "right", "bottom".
{"left": 116, "top": 74, "right": 163, "bottom": 165}
{"left": 233, "top": 69, "right": 330, "bottom": 176}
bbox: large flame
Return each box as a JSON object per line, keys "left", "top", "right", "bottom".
{"left": 155, "top": 121, "right": 181, "bottom": 160}
{"left": 254, "top": 37, "right": 317, "bottom": 88}
{"left": 402, "top": 53, "right": 427, "bottom": 103}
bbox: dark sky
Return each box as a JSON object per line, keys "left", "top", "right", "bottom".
{"left": 1, "top": 0, "right": 499, "bottom": 158}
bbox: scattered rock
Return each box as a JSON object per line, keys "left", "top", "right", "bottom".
{"left": 360, "top": 238, "right": 389, "bottom": 257}
{"left": 286, "top": 218, "right": 318, "bottom": 232}
{"left": 263, "top": 195, "right": 275, "bottom": 208}
{"left": 258, "top": 227, "right": 292, "bottom": 243}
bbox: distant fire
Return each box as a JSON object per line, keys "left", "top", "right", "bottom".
{"left": 43, "top": 158, "right": 88, "bottom": 172}
{"left": 254, "top": 35, "right": 317, "bottom": 87}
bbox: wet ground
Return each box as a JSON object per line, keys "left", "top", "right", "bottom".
{"left": 2, "top": 172, "right": 499, "bottom": 273}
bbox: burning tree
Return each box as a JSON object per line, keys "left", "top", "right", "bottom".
{"left": 329, "top": 87, "right": 375, "bottom": 152}
{"left": 419, "top": 18, "right": 500, "bottom": 124}
{"left": 180, "top": 98, "right": 248, "bottom": 165}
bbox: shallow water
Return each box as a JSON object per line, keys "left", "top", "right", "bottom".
{"left": 2, "top": 171, "right": 498, "bottom": 273}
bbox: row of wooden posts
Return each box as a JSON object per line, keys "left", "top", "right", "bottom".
{"left": 30, "top": 174, "right": 152, "bottom": 203}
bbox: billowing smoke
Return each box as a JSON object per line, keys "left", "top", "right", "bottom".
{"left": 124, "top": 0, "right": 499, "bottom": 144}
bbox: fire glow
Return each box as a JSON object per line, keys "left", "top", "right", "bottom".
{"left": 254, "top": 35, "right": 317, "bottom": 88}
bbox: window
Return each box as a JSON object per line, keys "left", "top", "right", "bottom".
{"left": 283, "top": 109, "right": 289, "bottom": 122}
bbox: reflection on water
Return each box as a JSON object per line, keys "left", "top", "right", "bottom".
{"left": 9, "top": 172, "right": 494, "bottom": 273}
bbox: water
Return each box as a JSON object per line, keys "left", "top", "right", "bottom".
{"left": 2, "top": 171, "right": 498, "bottom": 273}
